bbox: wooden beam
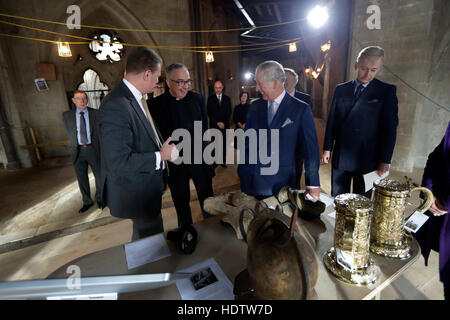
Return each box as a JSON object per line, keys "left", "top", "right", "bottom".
{"left": 273, "top": 4, "right": 282, "bottom": 23}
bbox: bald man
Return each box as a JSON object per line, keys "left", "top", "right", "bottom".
{"left": 207, "top": 80, "right": 232, "bottom": 167}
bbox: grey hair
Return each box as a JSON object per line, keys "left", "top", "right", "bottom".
{"left": 256, "top": 60, "right": 286, "bottom": 84}
{"left": 284, "top": 68, "right": 298, "bottom": 84}
{"left": 166, "top": 63, "right": 189, "bottom": 79}
{"left": 357, "top": 46, "right": 384, "bottom": 62}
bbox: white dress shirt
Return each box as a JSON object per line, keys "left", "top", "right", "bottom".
{"left": 268, "top": 90, "right": 286, "bottom": 115}
{"left": 122, "top": 78, "right": 163, "bottom": 170}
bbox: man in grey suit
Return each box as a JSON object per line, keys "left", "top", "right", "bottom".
{"left": 98, "top": 47, "right": 178, "bottom": 241}
{"left": 63, "top": 90, "right": 102, "bottom": 213}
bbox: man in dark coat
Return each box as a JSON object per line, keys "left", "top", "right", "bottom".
{"left": 284, "top": 67, "right": 313, "bottom": 189}
{"left": 62, "top": 90, "right": 101, "bottom": 213}
{"left": 97, "top": 47, "right": 178, "bottom": 241}
{"left": 207, "top": 80, "right": 232, "bottom": 167}
{"left": 150, "top": 63, "right": 214, "bottom": 227}
{"left": 322, "top": 46, "right": 399, "bottom": 198}
{"left": 284, "top": 67, "right": 312, "bottom": 108}
{"left": 414, "top": 121, "right": 450, "bottom": 300}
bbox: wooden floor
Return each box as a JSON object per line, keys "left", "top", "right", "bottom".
{"left": 0, "top": 155, "right": 444, "bottom": 299}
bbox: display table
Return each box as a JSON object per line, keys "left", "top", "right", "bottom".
{"left": 48, "top": 201, "right": 420, "bottom": 300}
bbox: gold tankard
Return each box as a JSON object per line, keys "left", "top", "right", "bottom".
{"left": 324, "top": 194, "right": 379, "bottom": 285}
{"left": 370, "top": 178, "right": 434, "bottom": 259}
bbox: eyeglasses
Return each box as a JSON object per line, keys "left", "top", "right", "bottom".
{"left": 170, "top": 79, "right": 192, "bottom": 87}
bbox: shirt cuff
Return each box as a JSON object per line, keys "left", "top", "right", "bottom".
{"left": 155, "top": 152, "right": 161, "bottom": 170}
{"left": 306, "top": 186, "right": 320, "bottom": 189}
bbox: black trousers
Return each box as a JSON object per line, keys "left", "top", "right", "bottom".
{"left": 131, "top": 214, "right": 164, "bottom": 241}
{"left": 73, "top": 146, "right": 101, "bottom": 205}
{"left": 212, "top": 128, "right": 227, "bottom": 165}
{"left": 295, "top": 159, "right": 303, "bottom": 189}
{"left": 331, "top": 167, "right": 373, "bottom": 199}
{"left": 168, "top": 165, "right": 214, "bottom": 228}
{"left": 445, "top": 284, "right": 450, "bottom": 301}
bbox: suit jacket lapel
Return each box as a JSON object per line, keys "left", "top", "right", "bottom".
{"left": 131, "top": 97, "right": 161, "bottom": 148}
{"left": 349, "top": 80, "right": 377, "bottom": 115}
{"left": 269, "top": 94, "right": 289, "bottom": 129}
{"left": 343, "top": 81, "right": 360, "bottom": 120}
{"left": 120, "top": 82, "right": 160, "bottom": 148}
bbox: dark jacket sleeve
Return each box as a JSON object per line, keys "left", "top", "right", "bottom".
{"left": 98, "top": 100, "right": 158, "bottom": 175}
{"left": 224, "top": 96, "right": 232, "bottom": 128}
{"left": 378, "top": 85, "right": 399, "bottom": 164}
{"left": 299, "top": 106, "right": 320, "bottom": 186}
{"left": 422, "top": 137, "right": 445, "bottom": 197}
{"left": 323, "top": 88, "right": 338, "bottom": 152}
{"left": 198, "top": 94, "right": 208, "bottom": 137}
{"left": 206, "top": 95, "right": 214, "bottom": 127}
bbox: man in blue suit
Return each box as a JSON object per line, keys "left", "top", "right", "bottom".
{"left": 237, "top": 61, "right": 321, "bottom": 200}
{"left": 322, "top": 46, "right": 399, "bottom": 198}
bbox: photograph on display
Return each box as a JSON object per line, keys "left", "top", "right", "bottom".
{"left": 190, "top": 267, "right": 218, "bottom": 291}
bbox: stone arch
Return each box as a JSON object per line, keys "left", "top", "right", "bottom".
{"left": 40, "top": 0, "right": 165, "bottom": 94}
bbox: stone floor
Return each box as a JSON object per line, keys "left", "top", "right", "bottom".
{"left": 0, "top": 156, "right": 445, "bottom": 299}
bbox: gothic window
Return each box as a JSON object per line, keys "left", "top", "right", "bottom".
{"left": 78, "top": 69, "right": 109, "bottom": 110}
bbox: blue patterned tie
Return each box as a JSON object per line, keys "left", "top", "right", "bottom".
{"left": 267, "top": 101, "right": 275, "bottom": 126}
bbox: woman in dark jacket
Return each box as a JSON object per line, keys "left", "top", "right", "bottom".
{"left": 233, "top": 92, "right": 250, "bottom": 129}
{"left": 232, "top": 91, "right": 251, "bottom": 149}
{"left": 414, "top": 121, "right": 450, "bottom": 300}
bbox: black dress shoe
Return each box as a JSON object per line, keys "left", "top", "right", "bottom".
{"left": 167, "top": 225, "right": 198, "bottom": 254}
{"left": 79, "top": 203, "right": 93, "bottom": 213}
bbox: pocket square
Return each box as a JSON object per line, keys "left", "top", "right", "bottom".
{"left": 281, "top": 118, "right": 293, "bottom": 128}
{"left": 368, "top": 99, "right": 379, "bottom": 103}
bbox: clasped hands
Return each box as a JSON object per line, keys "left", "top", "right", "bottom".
{"left": 160, "top": 137, "right": 179, "bottom": 162}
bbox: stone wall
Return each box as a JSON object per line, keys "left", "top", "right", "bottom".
{"left": 348, "top": 0, "right": 450, "bottom": 172}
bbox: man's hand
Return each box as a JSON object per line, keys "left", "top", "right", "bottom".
{"left": 322, "top": 151, "right": 331, "bottom": 164}
{"left": 217, "top": 122, "right": 225, "bottom": 129}
{"left": 377, "top": 163, "right": 390, "bottom": 177}
{"left": 429, "top": 197, "right": 448, "bottom": 216}
{"left": 160, "top": 137, "right": 179, "bottom": 162}
{"left": 306, "top": 187, "right": 321, "bottom": 200}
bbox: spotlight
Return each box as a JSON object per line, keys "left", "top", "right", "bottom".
{"left": 244, "top": 72, "right": 252, "bottom": 80}
{"left": 307, "top": 5, "right": 329, "bottom": 28}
